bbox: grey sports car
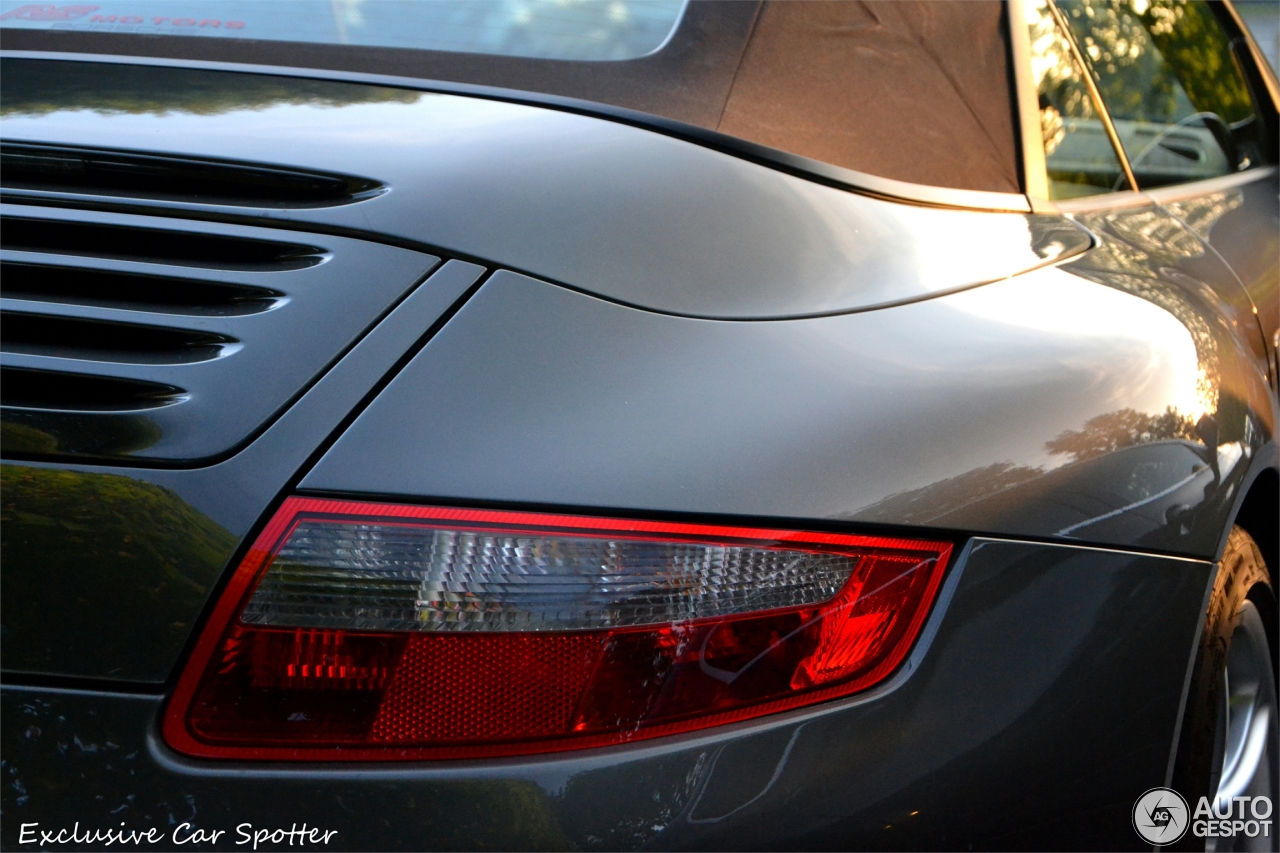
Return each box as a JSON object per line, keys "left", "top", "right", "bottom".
{"left": 0, "top": 1, "right": 1276, "bottom": 850}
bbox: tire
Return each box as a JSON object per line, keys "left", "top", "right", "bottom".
{"left": 1171, "top": 526, "right": 1279, "bottom": 852}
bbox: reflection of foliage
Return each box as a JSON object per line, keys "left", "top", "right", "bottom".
{"left": 1060, "top": 0, "right": 1190, "bottom": 122}
{"left": 1132, "top": 1, "right": 1253, "bottom": 123}
{"left": 558, "top": 752, "right": 710, "bottom": 850}
{"left": 1057, "top": 0, "right": 1253, "bottom": 124}
{"left": 1, "top": 410, "right": 164, "bottom": 457}
{"left": 0, "top": 59, "right": 422, "bottom": 117}
{"left": 0, "top": 421, "right": 57, "bottom": 454}
{"left": 1045, "top": 405, "right": 1197, "bottom": 462}
{"left": 851, "top": 461, "right": 1045, "bottom": 525}
{"left": 851, "top": 406, "right": 1199, "bottom": 525}
{"left": 1162, "top": 189, "right": 1244, "bottom": 240}
{"left": 1068, "top": 207, "right": 1220, "bottom": 418}
{"left": 384, "top": 780, "right": 567, "bottom": 850}
{"left": 1041, "top": 102, "right": 1066, "bottom": 155}
{"left": 0, "top": 465, "right": 238, "bottom": 679}
{"left": 1163, "top": 192, "right": 1278, "bottom": 355}
{"left": 1030, "top": 0, "right": 1098, "bottom": 132}
{"left": 1100, "top": 203, "right": 1203, "bottom": 255}
{"left": 1026, "top": 0, "right": 1124, "bottom": 194}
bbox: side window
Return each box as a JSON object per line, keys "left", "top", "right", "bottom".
{"left": 1057, "top": 0, "right": 1267, "bottom": 189}
{"left": 1026, "top": 0, "right": 1132, "bottom": 199}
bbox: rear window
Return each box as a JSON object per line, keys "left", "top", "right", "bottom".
{"left": 0, "top": 1, "right": 689, "bottom": 61}
{"left": 0, "top": 0, "right": 1022, "bottom": 194}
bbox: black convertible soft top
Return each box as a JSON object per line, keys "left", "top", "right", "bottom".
{"left": 2, "top": 1, "right": 1021, "bottom": 193}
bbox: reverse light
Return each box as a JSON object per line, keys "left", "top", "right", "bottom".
{"left": 163, "top": 498, "right": 952, "bottom": 760}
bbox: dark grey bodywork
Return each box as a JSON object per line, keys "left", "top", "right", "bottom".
{"left": 0, "top": 55, "right": 1276, "bottom": 850}
{"left": 3, "top": 541, "right": 1213, "bottom": 850}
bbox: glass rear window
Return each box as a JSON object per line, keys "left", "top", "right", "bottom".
{"left": 0, "top": 0, "right": 688, "bottom": 61}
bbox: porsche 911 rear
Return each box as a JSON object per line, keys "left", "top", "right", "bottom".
{"left": 2, "top": 2, "right": 1277, "bottom": 850}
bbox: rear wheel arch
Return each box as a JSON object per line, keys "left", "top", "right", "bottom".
{"left": 1232, "top": 466, "right": 1278, "bottom": 583}
{"left": 1230, "top": 466, "right": 1278, "bottom": 671}
{"left": 1170, "top": 524, "right": 1276, "bottom": 843}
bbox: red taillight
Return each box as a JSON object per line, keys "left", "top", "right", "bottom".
{"left": 163, "top": 498, "right": 951, "bottom": 760}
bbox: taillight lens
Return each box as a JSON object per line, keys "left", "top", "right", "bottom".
{"left": 163, "top": 498, "right": 951, "bottom": 760}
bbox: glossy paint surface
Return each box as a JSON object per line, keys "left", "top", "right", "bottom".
{"left": 0, "top": 261, "right": 484, "bottom": 681}
{"left": 0, "top": 61, "right": 1270, "bottom": 669}
{"left": 0, "top": 59, "right": 1087, "bottom": 320}
{"left": 0, "top": 540, "right": 1212, "bottom": 850}
{"left": 307, "top": 202, "right": 1275, "bottom": 558}
{"left": 0, "top": 55, "right": 1274, "bottom": 852}
{"left": 1157, "top": 172, "right": 1280, "bottom": 385}
{"left": 0, "top": 203, "right": 440, "bottom": 461}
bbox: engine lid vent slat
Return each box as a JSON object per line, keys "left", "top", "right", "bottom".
{"left": 1, "top": 312, "right": 238, "bottom": 365}
{"left": 0, "top": 262, "right": 283, "bottom": 316}
{"left": 0, "top": 204, "right": 443, "bottom": 463}
{"left": 0, "top": 142, "right": 384, "bottom": 208}
{"left": 0, "top": 366, "right": 186, "bottom": 412}
{"left": 0, "top": 217, "right": 326, "bottom": 271}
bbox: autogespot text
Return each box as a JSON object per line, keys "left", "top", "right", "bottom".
{"left": 1192, "top": 796, "right": 1274, "bottom": 841}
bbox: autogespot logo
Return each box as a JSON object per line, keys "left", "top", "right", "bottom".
{"left": 1190, "top": 795, "right": 1274, "bottom": 842}
{"left": 1133, "top": 787, "right": 1190, "bottom": 845}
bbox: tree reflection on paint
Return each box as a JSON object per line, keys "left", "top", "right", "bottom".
{"left": 0, "top": 60, "right": 423, "bottom": 117}
{"left": 0, "top": 465, "right": 238, "bottom": 679}
{"left": 1045, "top": 405, "right": 1197, "bottom": 462}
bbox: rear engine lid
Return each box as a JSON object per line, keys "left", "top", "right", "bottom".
{"left": 0, "top": 204, "right": 439, "bottom": 462}
{"left": 1, "top": 59, "right": 1092, "bottom": 321}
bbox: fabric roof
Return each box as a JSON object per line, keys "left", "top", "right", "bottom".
{"left": 4, "top": 0, "right": 1022, "bottom": 192}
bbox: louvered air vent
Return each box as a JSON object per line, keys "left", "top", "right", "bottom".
{"left": 2, "top": 312, "right": 239, "bottom": 364}
{"left": 2, "top": 217, "right": 325, "bottom": 270}
{"left": 0, "top": 142, "right": 384, "bottom": 207}
{"left": 0, "top": 204, "right": 442, "bottom": 462}
{"left": 1, "top": 366, "right": 186, "bottom": 411}
{"left": 0, "top": 261, "right": 284, "bottom": 315}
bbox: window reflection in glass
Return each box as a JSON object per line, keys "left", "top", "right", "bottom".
{"left": 1027, "top": 0, "right": 1131, "bottom": 198}
{"left": 1056, "top": 0, "right": 1266, "bottom": 189}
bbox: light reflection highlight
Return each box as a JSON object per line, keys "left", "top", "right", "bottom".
{"left": 947, "top": 266, "right": 1207, "bottom": 422}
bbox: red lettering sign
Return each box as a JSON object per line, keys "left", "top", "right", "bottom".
{"left": 0, "top": 4, "right": 99, "bottom": 20}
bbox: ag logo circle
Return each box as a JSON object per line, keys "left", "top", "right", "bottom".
{"left": 1133, "top": 787, "right": 1189, "bottom": 845}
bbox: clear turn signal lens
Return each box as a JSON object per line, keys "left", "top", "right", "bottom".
{"left": 163, "top": 498, "right": 952, "bottom": 760}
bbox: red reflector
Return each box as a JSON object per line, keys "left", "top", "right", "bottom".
{"left": 163, "top": 498, "right": 952, "bottom": 760}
